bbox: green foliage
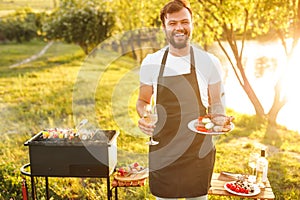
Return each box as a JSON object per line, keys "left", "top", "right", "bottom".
{"left": 258, "top": 0, "right": 297, "bottom": 38}
{"left": 192, "top": 0, "right": 298, "bottom": 46}
{"left": 0, "top": 132, "right": 31, "bottom": 199}
{"left": 0, "top": 8, "right": 43, "bottom": 42}
{"left": 0, "top": 163, "right": 23, "bottom": 199}
{"left": 43, "top": 0, "right": 115, "bottom": 54}
{"left": 107, "top": 0, "right": 166, "bottom": 31}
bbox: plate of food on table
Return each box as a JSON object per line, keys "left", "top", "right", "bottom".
{"left": 113, "top": 162, "right": 148, "bottom": 187}
{"left": 114, "top": 162, "right": 148, "bottom": 181}
{"left": 224, "top": 179, "right": 261, "bottom": 197}
{"left": 188, "top": 114, "right": 234, "bottom": 135}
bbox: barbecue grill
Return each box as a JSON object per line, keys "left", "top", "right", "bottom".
{"left": 22, "top": 129, "right": 119, "bottom": 199}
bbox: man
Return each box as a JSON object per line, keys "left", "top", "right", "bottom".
{"left": 136, "top": 0, "right": 225, "bottom": 199}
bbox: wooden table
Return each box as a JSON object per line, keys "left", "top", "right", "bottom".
{"left": 208, "top": 172, "right": 275, "bottom": 199}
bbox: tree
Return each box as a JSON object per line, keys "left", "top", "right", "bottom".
{"left": 106, "top": 0, "right": 166, "bottom": 61}
{"left": 43, "top": 0, "right": 115, "bottom": 54}
{"left": 194, "top": 0, "right": 299, "bottom": 126}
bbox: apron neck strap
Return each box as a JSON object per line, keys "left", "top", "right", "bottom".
{"left": 159, "top": 46, "right": 195, "bottom": 77}
{"left": 190, "top": 46, "right": 195, "bottom": 71}
{"left": 159, "top": 47, "right": 169, "bottom": 77}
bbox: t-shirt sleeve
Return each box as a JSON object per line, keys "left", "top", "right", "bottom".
{"left": 140, "top": 54, "right": 161, "bottom": 86}
{"left": 139, "top": 55, "right": 154, "bottom": 85}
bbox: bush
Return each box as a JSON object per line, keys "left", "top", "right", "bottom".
{"left": 43, "top": 0, "right": 115, "bottom": 54}
{"left": 0, "top": 8, "right": 43, "bottom": 43}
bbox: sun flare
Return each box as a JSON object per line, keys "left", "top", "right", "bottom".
{"left": 284, "top": 46, "right": 300, "bottom": 101}
{"left": 223, "top": 39, "right": 300, "bottom": 133}
{"left": 277, "top": 40, "right": 300, "bottom": 132}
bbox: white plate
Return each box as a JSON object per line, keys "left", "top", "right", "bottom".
{"left": 224, "top": 181, "right": 261, "bottom": 197}
{"left": 187, "top": 119, "right": 234, "bottom": 135}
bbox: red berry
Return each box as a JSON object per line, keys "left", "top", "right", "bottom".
{"left": 231, "top": 185, "right": 236, "bottom": 191}
{"left": 118, "top": 168, "right": 126, "bottom": 176}
{"left": 133, "top": 162, "right": 139, "bottom": 168}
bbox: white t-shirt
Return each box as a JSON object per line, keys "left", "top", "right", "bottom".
{"left": 139, "top": 45, "right": 223, "bottom": 108}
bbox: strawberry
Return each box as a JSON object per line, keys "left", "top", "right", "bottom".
{"left": 226, "top": 183, "right": 232, "bottom": 189}
{"left": 230, "top": 185, "right": 236, "bottom": 191}
{"left": 241, "top": 187, "right": 246, "bottom": 193}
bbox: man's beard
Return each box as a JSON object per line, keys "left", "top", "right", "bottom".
{"left": 166, "top": 30, "right": 190, "bottom": 49}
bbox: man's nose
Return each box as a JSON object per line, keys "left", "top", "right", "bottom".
{"left": 175, "top": 23, "right": 184, "bottom": 30}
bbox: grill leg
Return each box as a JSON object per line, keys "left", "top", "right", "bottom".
{"left": 45, "top": 177, "right": 49, "bottom": 200}
{"left": 30, "top": 176, "right": 35, "bottom": 200}
{"left": 115, "top": 187, "right": 118, "bottom": 200}
{"left": 107, "top": 176, "right": 111, "bottom": 200}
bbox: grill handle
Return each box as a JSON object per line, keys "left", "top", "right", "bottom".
{"left": 24, "top": 132, "right": 42, "bottom": 146}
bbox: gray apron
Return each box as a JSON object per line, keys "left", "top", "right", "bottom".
{"left": 149, "top": 47, "right": 216, "bottom": 198}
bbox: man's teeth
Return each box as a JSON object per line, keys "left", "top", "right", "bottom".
{"left": 175, "top": 33, "right": 184, "bottom": 36}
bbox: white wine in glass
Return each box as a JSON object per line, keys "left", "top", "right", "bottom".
{"left": 143, "top": 104, "right": 159, "bottom": 145}
{"left": 248, "top": 152, "right": 259, "bottom": 183}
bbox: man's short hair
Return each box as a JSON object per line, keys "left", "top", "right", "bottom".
{"left": 160, "top": 0, "right": 192, "bottom": 27}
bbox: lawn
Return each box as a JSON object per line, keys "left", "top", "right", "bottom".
{"left": 0, "top": 40, "right": 300, "bottom": 199}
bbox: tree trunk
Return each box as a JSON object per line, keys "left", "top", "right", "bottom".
{"left": 120, "top": 41, "right": 126, "bottom": 55}
{"left": 129, "top": 34, "right": 137, "bottom": 60}
{"left": 220, "top": 24, "right": 265, "bottom": 118}
{"left": 79, "top": 43, "right": 89, "bottom": 55}
{"left": 235, "top": 56, "right": 265, "bottom": 118}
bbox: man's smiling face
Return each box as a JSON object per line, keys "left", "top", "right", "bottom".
{"left": 163, "top": 7, "right": 193, "bottom": 49}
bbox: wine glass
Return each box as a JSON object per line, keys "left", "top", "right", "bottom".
{"left": 143, "top": 104, "right": 159, "bottom": 145}
{"left": 248, "top": 152, "right": 259, "bottom": 183}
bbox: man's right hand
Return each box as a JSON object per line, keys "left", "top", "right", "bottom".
{"left": 138, "top": 117, "right": 155, "bottom": 136}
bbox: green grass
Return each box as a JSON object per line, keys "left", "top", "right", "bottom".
{"left": 0, "top": 40, "right": 300, "bottom": 199}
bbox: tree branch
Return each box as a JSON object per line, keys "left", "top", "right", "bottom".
{"left": 240, "top": 8, "right": 249, "bottom": 61}
{"left": 215, "top": 36, "right": 244, "bottom": 87}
